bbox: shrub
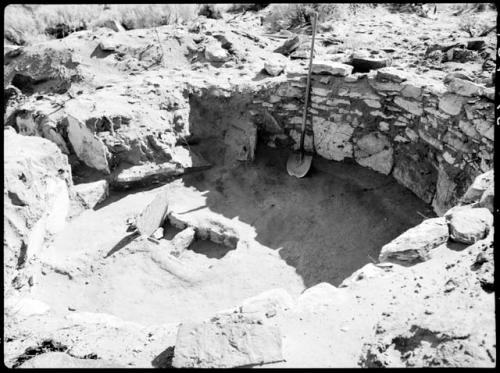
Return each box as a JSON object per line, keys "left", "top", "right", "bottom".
{"left": 113, "top": 4, "right": 198, "bottom": 29}
{"left": 458, "top": 14, "right": 495, "bottom": 37}
{"left": 452, "top": 3, "right": 495, "bottom": 15}
{"left": 264, "top": 3, "right": 373, "bottom": 32}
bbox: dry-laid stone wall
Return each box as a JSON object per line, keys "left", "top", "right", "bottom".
{"left": 249, "top": 64, "right": 494, "bottom": 215}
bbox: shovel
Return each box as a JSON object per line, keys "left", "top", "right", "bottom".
{"left": 286, "top": 11, "right": 318, "bottom": 178}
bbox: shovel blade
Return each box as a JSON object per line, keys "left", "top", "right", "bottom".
{"left": 286, "top": 152, "right": 313, "bottom": 178}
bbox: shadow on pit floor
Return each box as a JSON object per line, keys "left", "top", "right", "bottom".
{"left": 181, "top": 143, "right": 436, "bottom": 288}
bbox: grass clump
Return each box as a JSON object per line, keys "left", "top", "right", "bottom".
{"left": 4, "top": 4, "right": 199, "bottom": 46}
{"left": 458, "top": 14, "right": 496, "bottom": 37}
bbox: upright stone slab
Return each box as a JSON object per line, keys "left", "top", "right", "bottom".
{"left": 169, "top": 227, "right": 196, "bottom": 256}
{"left": 172, "top": 313, "right": 283, "bottom": 368}
{"left": 135, "top": 191, "right": 169, "bottom": 236}
{"left": 66, "top": 114, "right": 110, "bottom": 174}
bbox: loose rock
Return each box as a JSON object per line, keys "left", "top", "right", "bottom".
{"left": 172, "top": 313, "right": 283, "bottom": 368}
{"left": 446, "top": 207, "right": 493, "bottom": 245}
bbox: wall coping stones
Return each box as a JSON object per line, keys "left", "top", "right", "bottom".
{"left": 311, "top": 60, "right": 353, "bottom": 76}
{"left": 376, "top": 67, "right": 413, "bottom": 82}
{"left": 445, "top": 77, "right": 485, "bottom": 97}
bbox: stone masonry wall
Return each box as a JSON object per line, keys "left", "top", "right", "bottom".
{"left": 249, "top": 66, "right": 494, "bottom": 216}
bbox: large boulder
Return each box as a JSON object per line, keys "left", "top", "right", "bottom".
{"left": 445, "top": 207, "right": 493, "bottom": 245}
{"left": 172, "top": 313, "right": 283, "bottom": 368}
{"left": 378, "top": 217, "right": 449, "bottom": 264}
{"left": 4, "top": 46, "right": 78, "bottom": 93}
{"left": 3, "top": 129, "right": 73, "bottom": 288}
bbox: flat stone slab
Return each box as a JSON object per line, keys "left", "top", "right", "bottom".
{"left": 351, "top": 50, "right": 389, "bottom": 71}
{"left": 446, "top": 77, "right": 485, "bottom": 97}
{"left": 376, "top": 67, "right": 412, "bottom": 82}
{"left": 312, "top": 61, "right": 353, "bottom": 76}
{"left": 172, "top": 313, "right": 283, "bottom": 368}
{"left": 111, "top": 150, "right": 211, "bottom": 190}
{"left": 111, "top": 162, "right": 185, "bottom": 189}
{"left": 379, "top": 217, "right": 449, "bottom": 264}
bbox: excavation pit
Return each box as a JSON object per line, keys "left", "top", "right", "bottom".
{"left": 32, "top": 142, "right": 434, "bottom": 326}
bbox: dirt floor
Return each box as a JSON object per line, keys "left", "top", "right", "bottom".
{"left": 31, "top": 144, "right": 434, "bottom": 326}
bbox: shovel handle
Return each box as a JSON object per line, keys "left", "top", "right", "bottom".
{"left": 299, "top": 11, "right": 318, "bottom": 155}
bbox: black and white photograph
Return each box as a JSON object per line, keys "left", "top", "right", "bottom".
{"left": 2, "top": 2, "right": 497, "bottom": 368}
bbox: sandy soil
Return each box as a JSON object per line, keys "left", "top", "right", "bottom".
{"left": 31, "top": 144, "right": 433, "bottom": 326}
